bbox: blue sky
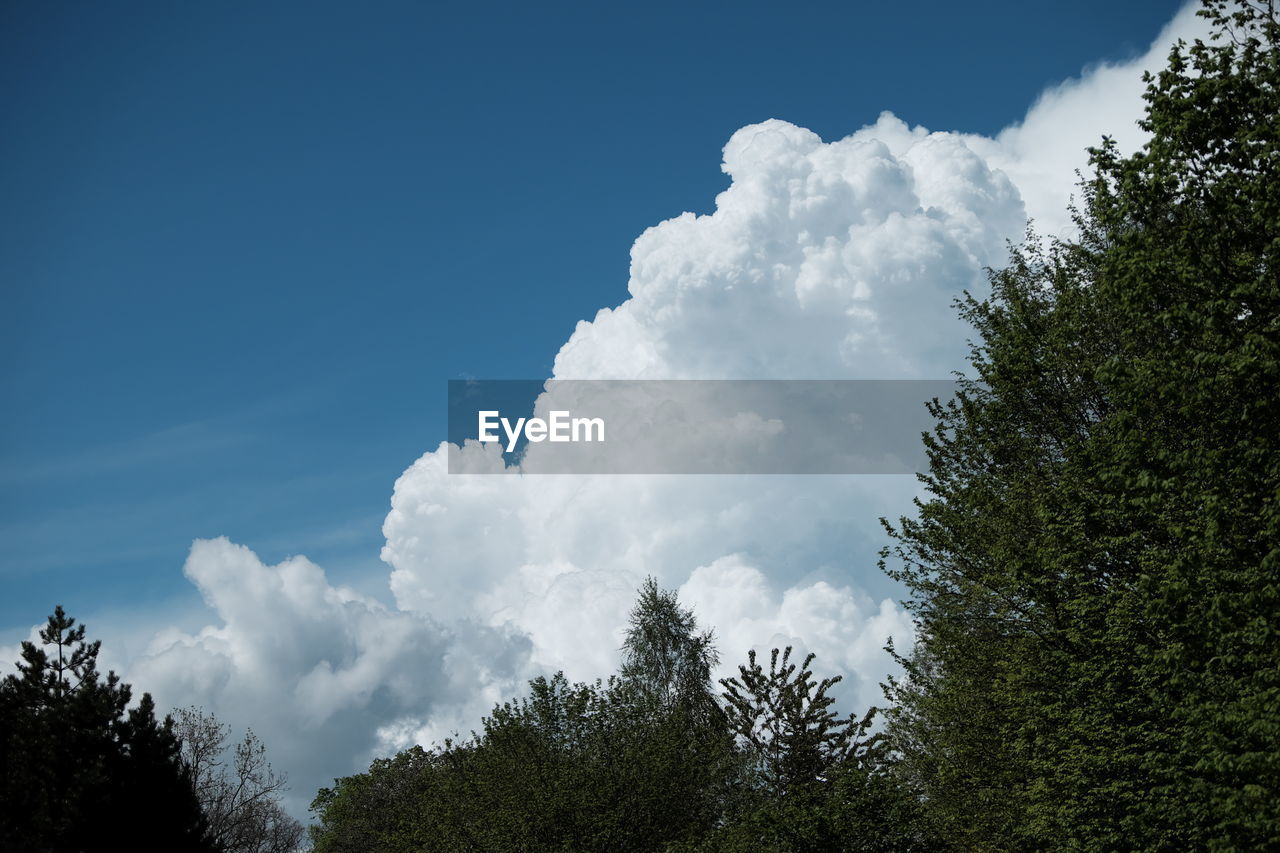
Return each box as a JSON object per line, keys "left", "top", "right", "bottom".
{"left": 5, "top": 0, "right": 1209, "bottom": 819}
{"left": 2, "top": 1, "right": 1184, "bottom": 628}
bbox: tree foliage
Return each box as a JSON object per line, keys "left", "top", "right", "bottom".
{"left": 309, "top": 581, "right": 915, "bottom": 852}
{"left": 0, "top": 606, "right": 214, "bottom": 851}
{"left": 721, "top": 646, "right": 858, "bottom": 795}
{"left": 700, "top": 648, "right": 929, "bottom": 853}
{"left": 883, "top": 1, "right": 1280, "bottom": 848}
{"left": 310, "top": 580, "right": 744, "bottom": 852}
{"left": 622, "top": 577, "right": 721, "bottom": 716}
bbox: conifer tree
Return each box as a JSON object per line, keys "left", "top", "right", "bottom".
{"left": 0, "top": 607, "right": 213, "bottom": 851}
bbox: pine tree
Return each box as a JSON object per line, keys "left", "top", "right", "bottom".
{"left": 0, "top": 607, "right": 214, "bottom": 851}
{"left": 720, "top": 646, "right": 856, "bottom": 796}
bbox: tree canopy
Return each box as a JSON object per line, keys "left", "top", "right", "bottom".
{"left": 883, "top": 1, "right": 1279, "bottom": 847}
{"left": 309, "top": 579, "right": 923, "bottom": 852}
{"left": 0, "top": 607, "right": 214, "bottom": 851}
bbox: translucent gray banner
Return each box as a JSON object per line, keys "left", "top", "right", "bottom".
{"left": 446, "top": 380, "right": 955, "bottom": 474}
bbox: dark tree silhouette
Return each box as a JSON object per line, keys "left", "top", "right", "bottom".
{"left": 0, "top": 607, "right": 214, "bottom": 852}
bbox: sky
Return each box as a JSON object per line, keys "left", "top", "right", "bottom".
{"left": 3, "top": 0, "right": 1198, "bottom": 819}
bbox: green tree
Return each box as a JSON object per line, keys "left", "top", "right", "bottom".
{"left": 697, "top": 647, "right": 930, "bottom": 853}
{"left": 621, "top": 576, "right": 722, "bottom": 722}
{"left": 310, "top": 579, "right": 738, "bottom": 853}
{"left": 0, "top": 607, "right": 214, "bottom": 852}
{"left": 882, "top": 1, "right": 1280, "bottom": 848}
{"left": 720, "top": 646, "right": 855, "bottom": 796}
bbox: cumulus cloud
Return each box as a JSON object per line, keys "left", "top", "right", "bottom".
{"left": 383, "top": 448, "right": 920, "bottom": 671}
{"left": 553, "top": 118, "right": 1022, "bottom": 380}
{"left": 380, "top": 3, "right": 1212, "bottom": 696}
{"left": 962, "top": 2, "right": 1207, "bottom": 239}
{"left": 129, "top": 538, "right": 532, "bottom": 814}
{"left": 679, "top": 555, "right": 913, "bottom": 710}
{"left": 101, "top": 2, "right": 1213, "bottom": 818}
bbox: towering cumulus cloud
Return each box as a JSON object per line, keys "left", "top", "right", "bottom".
{"left": 552, "top": 117, "right": 1023, "bottom": 380}
{"left": 123, "top": 2, "right": 1207, "bottom": 817}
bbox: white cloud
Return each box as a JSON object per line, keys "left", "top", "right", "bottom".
{"left": 379, "top": 3, "right": 1213, "bottom": 702}
{"left": 962, "top": 3, "right": 1207, "bottom": 239}
{"left": 129, "top": 537, "right": 532, "bottom": 815}
{"left": 383, "top": 453, "right": 921, "bottom": 674}
{"left": 553, "top": 117, "right": 1022, "bottom": 381}
{"left": 679, "top": 555, "right": 914, "bottom": 711}
{"left": 78, "top": 1, "right": 1211, "bottom": 819}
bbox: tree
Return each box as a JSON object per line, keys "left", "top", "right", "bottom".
{"left": 309, "top": 746, "right": 441, "bottom": 853}
{"left": 0, "top": 606, "right": 214, "bottom": 851}
{"left": 311, "top": 579, "right": 738, "bottom": 853}
{"left": 720, "top": 646, "right": 857, "bottom": 796}
{"left": 698, "top": 648, "right": 930, "bottom": 853}
{"left": 621, "top": 576, "right": 722, "bottom": 721}
{"left": 172, "top": 707, "right": 305, "bottom": 853}
{"left": 882, "top": 1, "right": 1280, "bottom": 847}
{"left": 309, "top": 579, "right": 939, "bottom": 851}
{"left": 311, "top": 673, "right": 737, "bottom": 853}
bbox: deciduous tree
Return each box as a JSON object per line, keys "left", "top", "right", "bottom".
{"left": 882, "top": 1, "right": 1280, "bottom": 847}
{"left": 173, "top": 707, "right": 305, "bottom": 853}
